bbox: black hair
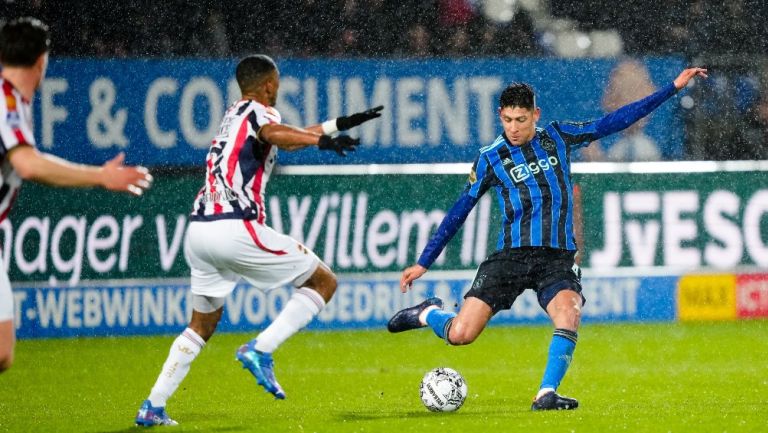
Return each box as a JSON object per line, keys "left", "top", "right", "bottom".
{"left": 0, "top": 17, "right": 50, "bottom": 67}
{"left": 499, "top": 82, "right": 536, "bottom": 110}
{"left": 236, "top": 54, "right": 278, "bottom": 93}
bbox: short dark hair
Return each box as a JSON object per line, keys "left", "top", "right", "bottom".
{"left": 236, "top": 55, "right": 277, "bottom": 93}
{"left": 0, "top": 17, "right": 50, "bottom": 67}
{"left": 499, "top": 83, "right": 536, "bottom": 110}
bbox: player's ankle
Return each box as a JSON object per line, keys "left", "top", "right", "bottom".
{"left": 418, "top": 305, "right": 440, "bottom": 325}
{"left": 535, "top": 387, "right": 555, "bottom": 400}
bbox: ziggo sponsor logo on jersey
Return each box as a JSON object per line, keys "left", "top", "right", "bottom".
{"left": 509, "top": 156, "right": 559, "bottom": 182}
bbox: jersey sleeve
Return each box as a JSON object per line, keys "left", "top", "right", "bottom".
{"left": 0, "top": 92, "right": 36, "bottom": 158}
{"left": 551, "top": 82, "right": 677, "bottom": 149}
{"left": 252, "top": 104, "right": 281, "bottom": 127}
{"left": 415, "top": 154, "right": 492, "bottom": 269}
{"left": 251, "top": 104, "right": 282, "bottom": 144}
{"left": 466, "top": 153, "right": 495, "bottom": 198}
{"left": 549, "top": 120, "right": 601, "bottom": 149}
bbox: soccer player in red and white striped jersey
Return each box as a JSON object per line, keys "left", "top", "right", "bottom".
{"left": 136, "top": 54, "right": 382, "bottom": 426}
{"left": 0, "top": 17, "right": 153, "bottom": 375}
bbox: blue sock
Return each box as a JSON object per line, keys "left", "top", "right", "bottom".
{"left": 539, "top": 329, "right": 577, "bottom": 391}
{"left": 425, "top": 308, "right": 456, "bottom": 341}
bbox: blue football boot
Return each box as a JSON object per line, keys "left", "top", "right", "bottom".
{"left": 236, "top": 340, "right": 286, "bottom": 399}
{"left": 135, "top": 399, "right": 178, "bottom": 426}
{"left": 387, "top": 297, "right": 444, "bottom": 333}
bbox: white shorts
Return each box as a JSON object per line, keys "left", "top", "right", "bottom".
{"left": 184, "top": 219, "right": 321, "bottom": 298}
{"left": 0, "top": 265, "right": 12, "bottom": 322}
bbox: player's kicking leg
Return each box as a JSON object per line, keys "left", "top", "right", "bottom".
{"left": 388, "top": 297, "right": 492, "bottom": 345}
{"left": 386, "top": 297, "right": 444, "bottom": 333}
{"left": 236, "top": 263, "right": 337, "bottom": 399}
{"left": 135, "top": 297, "right": 224, "bottom": 427}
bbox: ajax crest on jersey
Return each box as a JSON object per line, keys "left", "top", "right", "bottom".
{"left": 419, "top": 367, "right": 468, "bottom": 412}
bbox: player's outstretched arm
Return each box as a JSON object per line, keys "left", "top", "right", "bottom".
{"left": 589, "top": 67, "right": 708, "bottom": 140}
{"left": 304, "top": 106, "right": 384, "bottom": 135}
{"left": 259, "top": 124, "right": 360, "bottom": 156}
{"left": 400, "top": 264, "right": 428, "bottom": 293}
{"left": 259, "top": 124, "right": 322, "bottom": 150}
{"left": 8, "top": 146, "right": 152, "bottom": 196}
{"left": 673, "top": 67, "right": 708, "bottom": 90}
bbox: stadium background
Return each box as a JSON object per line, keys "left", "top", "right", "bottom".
{"left": 1, "top": 1, "right": 767, "bottom": 432}
{"left": 3, "top": 0, "right": 766, "bottom": 338}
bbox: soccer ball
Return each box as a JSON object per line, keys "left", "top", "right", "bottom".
{"left": 419, "top": 367, "right": 468, "bottom": 412}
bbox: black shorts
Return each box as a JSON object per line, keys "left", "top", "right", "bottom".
{"left": 465, "top": 247, "right": 585, "bottom": 314}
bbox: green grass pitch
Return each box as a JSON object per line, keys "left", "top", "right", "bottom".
{"left": 1, "top": 320, "right": 765, "bottom": 433}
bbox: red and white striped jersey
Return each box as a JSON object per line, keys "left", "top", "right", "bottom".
{"left": 190, "top": 100, "right": 280, "bottom": 223}
{"left": 0, "top": 79, "right": 35, "bottom": 222}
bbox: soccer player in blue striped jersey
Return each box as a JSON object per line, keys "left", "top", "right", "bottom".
{"left": 388, "top": 67, "right": 708, "bottom": 410}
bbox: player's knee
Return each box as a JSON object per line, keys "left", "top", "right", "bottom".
{"left": 552, "top": 301, "right": 581, "bottom": 330}
{"left": 548, "top": 290, "right": 582, "bottom": 329}
{"left": 447, "top": 323, "right": 478, "bottom": 346}
{"left": 325, "top": 271, "right": 338, "bottom": 294}
{"left": 308, "top": 265, "right": 337, "bottom": 302}
{"left": 0, "top": 349, "right": 14, "bottom": 373}
{"left": 322, "top": 276, "right": 338, "bottom": 303}
{"left": 563, "top": 300, "right": 581, "bottom": 319}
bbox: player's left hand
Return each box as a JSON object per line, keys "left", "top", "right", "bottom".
{"left": 673, "top": 67, "right": 708, "bottom": 90}
{"left": 100, "top": 152, "right": 153, "bottom": 196}
{"left": 336, "top": 105, "right": 384, "bottom": 131}
{"left": 318, "top": 134, "right": 359, "bottom": 156}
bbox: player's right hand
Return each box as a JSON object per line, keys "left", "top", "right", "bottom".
{"left": 318, "top": 134, "right": 359, "bottom": 156}
{"left": 101, "top": 152, "right": 153, "bottom": 196}
{"left": 400, "top": 264, "right": 428, "bottom": 293}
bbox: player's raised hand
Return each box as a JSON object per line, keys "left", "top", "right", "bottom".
{"left": 100, "top": 152, "right": 153, "bottom": 196}
{"left": 400, "top": 264, "right": 428, "bottom": 293}
{"left": 337, "top": 105, "right": 384, "bottom": 131}
{"left": 318, "top": 134, "right": 359, "bottom": 156}
{"left": 673, "top": 67, "right": 708, "bottom": 90}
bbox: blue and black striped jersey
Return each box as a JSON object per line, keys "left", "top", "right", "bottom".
{"left": 417, "top": 82, "right": 678, "bottom": 269}
{"left": 470, "top": 123, "right": 582, "bottom": 251}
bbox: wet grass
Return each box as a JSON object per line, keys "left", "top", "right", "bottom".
{"left": 1, "top": 320, "right": 765, "bottom": 433}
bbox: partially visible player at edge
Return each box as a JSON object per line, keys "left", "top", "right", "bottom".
{"left": 388, "top": 67, "right": 708, "bottom": 410}
{"left": 0, "top": 17, "right": 152, "bottom": 374}
{"left": 135, "top": 54, "right": 383, "bottom": 426}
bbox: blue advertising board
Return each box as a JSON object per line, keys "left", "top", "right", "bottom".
{"left": 35, "top": 57, "right": 685, "bottom": 167}
{"left": 12, "top": 273, "right": 677, "bottom": 338}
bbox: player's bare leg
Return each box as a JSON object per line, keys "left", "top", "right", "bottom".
{"left": 388, "top": 296, "right": 493, "bottom": 346}
{"left": 0, "top": 268, "right": 16, "bottom": 373}
{"left": 443, "top": 298, "right": 493, "bottom": 345}
{"left": 301, "top": 263, "right": 338, "bottom": 302}
{"left": 546, "top": 289, "right": 582, "bottom": 331}
{"left": 237, "top": 263, "right": 337, "bottom": 399}
{"left": 251, "top": 263, "right": 336, "bottom": 352}
{"left": 188, "top": 308, "right": 224, "bottom": 341}
{"left": 136, "top": 297, "right": 224, "bottom": 426}
{"left": 0, "top": 320, "right": 15, "bottom": 373}
{"left": 532, "top": 289, "right": 582, "bottom": 411}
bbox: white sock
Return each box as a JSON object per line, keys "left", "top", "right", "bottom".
{"left": 147, "top": 328, "right": 205, "bottom": 407}
{"left": 536, "top": 387, "right": 555, "bottom": 400}
{"left": 418, "top": 305, "right": 440, "bottom": 325}
{"left": 254, "top": 288, "right": 325, "bottom": 353}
